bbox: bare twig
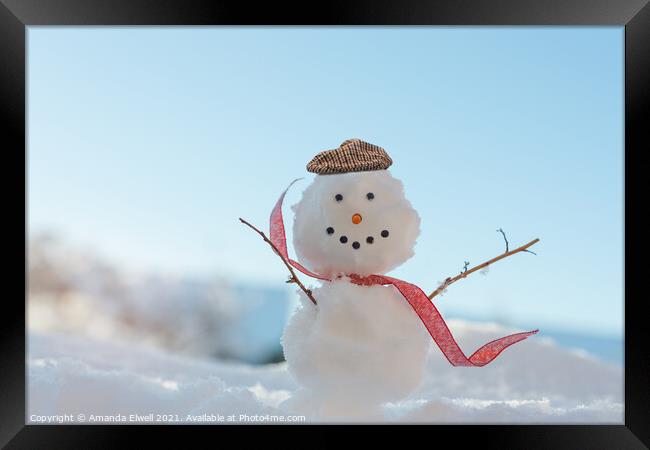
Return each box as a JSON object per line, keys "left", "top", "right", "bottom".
{"left": 497, "top": 228, "right": 509, "bottom": 252}
{"left": 239, "top": 218, "right": 318, "bottom": 306}
{"left": 428, "top": 237, "right": 540, "bottom": 300}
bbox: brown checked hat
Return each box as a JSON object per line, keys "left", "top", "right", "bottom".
{"left": 307, "top": 139, "right": 393, "bottom": 174}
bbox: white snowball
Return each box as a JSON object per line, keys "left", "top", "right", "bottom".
{"left": 291, "top": 170, "right": 420, "bottom": 278}
{"left": 281, "top": 279, "right": 431, "bottom": 416}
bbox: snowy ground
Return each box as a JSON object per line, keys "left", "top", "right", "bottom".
{"left": 28, "top": 320, "right": 623, "bottom": 424}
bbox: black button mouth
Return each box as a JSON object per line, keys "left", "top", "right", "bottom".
{"left": 381, "top": 230, "right": 390, "bottom": 238}
{"left": 339, "top": 235, "right": 348, "bottom": 244}
{"left": 352, "top": 241, "right": 360, "bottom": 249}
{"left": 326, "top": 227, "right": 335, "bottom": 235}
{"left": 366, "top": 236, "right": 374, "bottom": 244}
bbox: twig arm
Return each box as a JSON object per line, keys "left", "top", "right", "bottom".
{"left": 239, "top": 218, "right": 318, "bottom": 306}
{"left": 428, "top": 238, "right": 540, "bottom": 300}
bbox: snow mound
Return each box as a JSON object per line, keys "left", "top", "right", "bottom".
{"left": 28, "top": 320, "right": 622, "bottom": 424}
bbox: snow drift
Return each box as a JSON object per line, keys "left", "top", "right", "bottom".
{"left": 28, "top": 319, "right": 622, "bottom": 424}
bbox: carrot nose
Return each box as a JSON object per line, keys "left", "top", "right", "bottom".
{"left": 352, "top": 213, "right": 362, "bottom": 224}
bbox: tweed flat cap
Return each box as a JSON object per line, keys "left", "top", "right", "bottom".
{"left": 306, "top": 139, "right": 393, "bottom": 174}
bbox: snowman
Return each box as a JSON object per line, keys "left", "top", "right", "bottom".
{"left": 242, "top": 139, "right": 537, "bottom": 419}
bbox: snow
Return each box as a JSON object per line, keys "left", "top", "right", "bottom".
{"left": 28, "top": 319, "right": 623, "bottom": 424}
{"left": 291, "top": 170, "right": 420, "bottom": 278}
{"left": 28, "top": 233, "right": 294, "bottom": 364}
{"left": 28, "top": 234, "right": 242, "bottom": 360}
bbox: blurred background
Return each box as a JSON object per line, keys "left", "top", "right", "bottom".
{"left": 27, "top": 27, "right": 623, "bottom": 366}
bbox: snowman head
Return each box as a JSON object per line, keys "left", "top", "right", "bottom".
{"left": 292, "top": 139, "right": 420, "bottom": 278}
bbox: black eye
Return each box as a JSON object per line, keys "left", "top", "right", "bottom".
{"left": 366, "top": 236, "right": 374, "bottom": 244}
{"left": 326, "top": 227, "right": 334, "bottom": 235}
{"left": 335, "top": 194, "right": 343, "bottom": 202}
{"left": 366, "top": 192, "right": 374, "bottom": 200}
{"left": 339, "top": 235, "right": 348, "bottom": 243}
{"left": 381, "top": 230, "right": 389, "bottom": 238}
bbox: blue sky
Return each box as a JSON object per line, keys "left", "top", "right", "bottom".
{"left": 28, "top": 27, "right": 623, "bottom": 337}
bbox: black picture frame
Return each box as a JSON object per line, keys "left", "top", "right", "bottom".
{"left": 1, "top": 0, "right": 647, "bottom": 448}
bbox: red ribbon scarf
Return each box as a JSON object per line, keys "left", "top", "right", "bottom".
{"left": 270, "top": 180, "right": 538, "bottom": 367}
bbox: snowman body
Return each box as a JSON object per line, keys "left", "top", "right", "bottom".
{"left": 283, "top": 279, "right": 430, "bottom": 413}
{"left": 281, "top": 170, "right": 430, "bottom": 415}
